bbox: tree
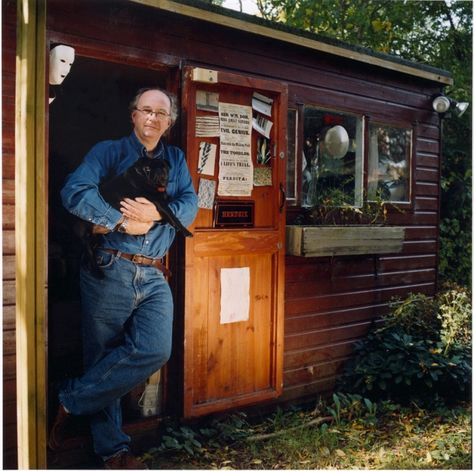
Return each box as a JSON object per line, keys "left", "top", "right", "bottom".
{"left": 252, "top": 0, "right": 472, "bottom": 286}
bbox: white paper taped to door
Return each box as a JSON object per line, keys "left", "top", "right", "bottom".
{"left": 220, "top": 267, "right": 250, "bottom": 324}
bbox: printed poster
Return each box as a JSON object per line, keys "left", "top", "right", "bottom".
{"left": 218, "top": 102, "right": 253, "bottom": 197}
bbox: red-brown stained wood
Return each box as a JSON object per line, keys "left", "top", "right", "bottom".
{"left": 284, "top": 340, "right": 357, "bottom": 369}
{"left": 415, "top": 167, "right": 439, "bottom": 182}
{"left": 415, "top": 197, "right": 438, "bottom": 211}
{"left": 3, "top": 230, "right": 15, "bottom": 256}
{"left": 280, "top": 376, "right": 337, "bottom": 402}
{"left": 3, "top": 0, "right": 17, "bottom": 467}
{"left": 285, "top": 305, "right": 386, "bottom": 334}
{"left": 417, "top": 153, "right": 439, "bottom": 168}
{"left": 3, "top": 305, "right": 16, "bottom": 331}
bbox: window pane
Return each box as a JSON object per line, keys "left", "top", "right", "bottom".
{"left": 286, "top": 109, "right": 297, "bottom": 203}
{"left": 368, "top": 124, "right": 411, "bottom": 202}
{"left": 302, "top": 107, "right": 363, "bottom": 207}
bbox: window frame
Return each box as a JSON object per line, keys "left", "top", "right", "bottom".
{"left": 286, "top": 107, "right": 299, "bottom": 205}
{"left": 366, "top": 119, "right": 414, "bottom": 207}
{"left": 286, "top": 102, "right": 416, "bottom": 213}
{"left": 300, "top": 103, "right": 366, "bottom": 209}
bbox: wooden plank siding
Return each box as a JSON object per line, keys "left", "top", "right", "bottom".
{"left": 3, "top": 0, "right": 445, "bottom": 466}
{"left": 3, "top": 0, "right": 18, "bottom": 468}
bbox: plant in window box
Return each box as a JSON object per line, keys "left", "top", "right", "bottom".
{"left": 287, "top": 190, "right": 404, "bottom": 257}
{"left": 299, "top": 187, "right": 389, "bottom": 227}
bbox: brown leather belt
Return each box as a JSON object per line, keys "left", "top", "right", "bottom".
{"left": 101, "top": 248, "right": 171, "bottom": 277}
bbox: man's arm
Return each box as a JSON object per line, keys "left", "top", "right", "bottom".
{"left": 61, "top": 142, "right": 122, "bottom": 231}
{"left": 61, "top": 141, "right": 152, "bottom": 235}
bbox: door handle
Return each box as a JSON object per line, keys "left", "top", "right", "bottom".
{"left": 279, "top": 183, "right": 286, "bottom": 213}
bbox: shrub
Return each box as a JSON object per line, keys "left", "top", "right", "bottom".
{"left": 384, "top": 293, "right": 440, "bottom": 340}
{"left": 340, "top": 287, "right": 471, "bottom": 406}
{"left": 437, "top": 283, "right": 471, "bottom": 353}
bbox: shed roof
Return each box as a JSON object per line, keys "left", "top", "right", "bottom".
{"left": 130, "top": 0, "right": 453, "bottom": 86}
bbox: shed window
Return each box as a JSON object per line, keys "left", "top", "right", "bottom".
{"left": 302, "top": 107, "right": 363, "bottom": 208}
{"left": 368, "top": 124, "right": 412, "bottom": 203}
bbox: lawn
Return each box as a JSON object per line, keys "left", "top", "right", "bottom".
{"left": 141, "top": 396, "right": 472, "bottom": 469}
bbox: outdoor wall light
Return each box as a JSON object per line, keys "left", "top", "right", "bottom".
{"left": 432, "top": 94, "right": 469, "bottom": 117}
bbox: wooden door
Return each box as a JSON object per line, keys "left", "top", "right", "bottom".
{"left": 182, "top": 67, "right": 287, "bottom": 417}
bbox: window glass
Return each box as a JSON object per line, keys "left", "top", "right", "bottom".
{"left": 368, "top": 124, "right": 411, "bottom": 202}
{"left": 286, "top": 109, "right": 297, "bottom": 203}
{"left": 302, "top": 107, "right": 363, "bottom": 208}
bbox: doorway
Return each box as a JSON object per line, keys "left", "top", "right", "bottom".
{"left": 47, "top": 56, "right": 172, "bottom": 455}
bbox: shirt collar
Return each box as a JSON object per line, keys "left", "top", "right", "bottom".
{"left": 130, "top": 131, "right": 165, "bottom": 159}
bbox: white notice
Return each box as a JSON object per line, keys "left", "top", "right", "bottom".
{"left": 220, "top": 267, "right": 250, "bottom": 324}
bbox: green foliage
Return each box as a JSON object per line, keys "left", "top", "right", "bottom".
{"left": 156, "top": 424, "right": 203, "bottom": 456}
{"left": 384, "top": 293, "right": 440, "bottom": 340}
{"left": 437, "top": 283, "right": 472, "bottom": 353}
{"left": 255, "top": 1, "right": 472, "bottom": 70}
{"left": 327, "top": 392, "right": 379, "bottom": 426}
{"left": 145, "top": 399, "right": 471, "bottom": 470}
{"left": 299, "top": 188, "right": 390, "bottom": 225}
{"left": 439, "top": 114, "right": 472, "bottom": 286}
{"left": 341, "top": 287, "right": 472, "bottom": 406}
{"left": 149, "top": 412, "right": 251, "bottom": 457}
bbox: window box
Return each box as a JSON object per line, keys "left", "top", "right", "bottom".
{"left": 286, "top": 225, "right": 405, "bottom": 257}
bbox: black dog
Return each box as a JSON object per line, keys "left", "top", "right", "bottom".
{"left": 76, "top": 157, "right": 192, "bottom": 277}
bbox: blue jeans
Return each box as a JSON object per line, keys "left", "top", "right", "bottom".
{"left": 58, "top": 250, "right": 173, "bottom": 459}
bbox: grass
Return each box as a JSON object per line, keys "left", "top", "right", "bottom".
{"left": 141, "top": 397, "right": 472, "bottom": 469}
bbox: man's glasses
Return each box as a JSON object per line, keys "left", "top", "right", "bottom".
{"left": 135, "top": 108, "right": 171, "bottom": 120}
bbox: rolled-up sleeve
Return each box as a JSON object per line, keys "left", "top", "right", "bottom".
{"left": 61, "top": 141, "right": 123, "bottom": 231}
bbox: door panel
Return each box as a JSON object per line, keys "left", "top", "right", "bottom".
{"left": 182, "top": 66, "right": 287, "bottom": 417}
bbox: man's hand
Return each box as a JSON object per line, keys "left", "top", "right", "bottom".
{"left": 123, "top": 219, "right": 154, "bottom": 235}
{"left": 120, "top": 197, "right": 162, "bottom": 223}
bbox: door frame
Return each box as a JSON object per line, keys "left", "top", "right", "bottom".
{"left": 15, "top": 0, "right": 48, "bottom": 468}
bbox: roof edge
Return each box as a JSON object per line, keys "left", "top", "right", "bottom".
{"left": 130, "top": 0, "right": 453, "bottom": 86}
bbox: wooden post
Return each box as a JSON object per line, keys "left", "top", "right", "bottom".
{"left": 15, "top": 0, "right": 47, "bottom": 468}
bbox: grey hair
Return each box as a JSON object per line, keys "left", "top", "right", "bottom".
{"left": 129, "top": 87, "right": 178, "bottom": 126}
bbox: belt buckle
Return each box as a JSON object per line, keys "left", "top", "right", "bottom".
{"left": 131, "top": 254, "right": 143, "bottom": 264}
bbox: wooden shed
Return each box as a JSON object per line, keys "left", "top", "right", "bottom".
{"left": 3, "top": 0, "right": 452, "bottom": 468}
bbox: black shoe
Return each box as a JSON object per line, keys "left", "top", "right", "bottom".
{"left": 104, "top": 451, "right": 148, "bottom": 469}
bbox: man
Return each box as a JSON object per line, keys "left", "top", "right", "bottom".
{"left": 49, "top": 87, "right": 198, "bottom": 469}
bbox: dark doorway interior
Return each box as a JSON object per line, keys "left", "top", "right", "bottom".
{"left": 47, "top": 56, "right": 169, "bottom": 457}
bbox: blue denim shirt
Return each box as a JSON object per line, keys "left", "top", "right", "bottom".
{"left": 61, "top": 132, "right": 198, "bottom": 258}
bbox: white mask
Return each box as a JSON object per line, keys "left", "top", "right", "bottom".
{"left": 49, "top": 45, "right": 75, "bottom": 85}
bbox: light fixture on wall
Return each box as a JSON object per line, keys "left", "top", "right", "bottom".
{"left": 432, "top": 94, "right": 469, "bottom": 117}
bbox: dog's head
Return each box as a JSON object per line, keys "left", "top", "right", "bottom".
{"left": 129, "top": 157, "right": 170, "bottom": 192}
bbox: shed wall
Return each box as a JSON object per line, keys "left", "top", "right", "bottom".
{"left": 3, "top": 0, "right": 18, "bottom": 468}
{"left": 48, "top": 0, "right": 443, "bottom": 404}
